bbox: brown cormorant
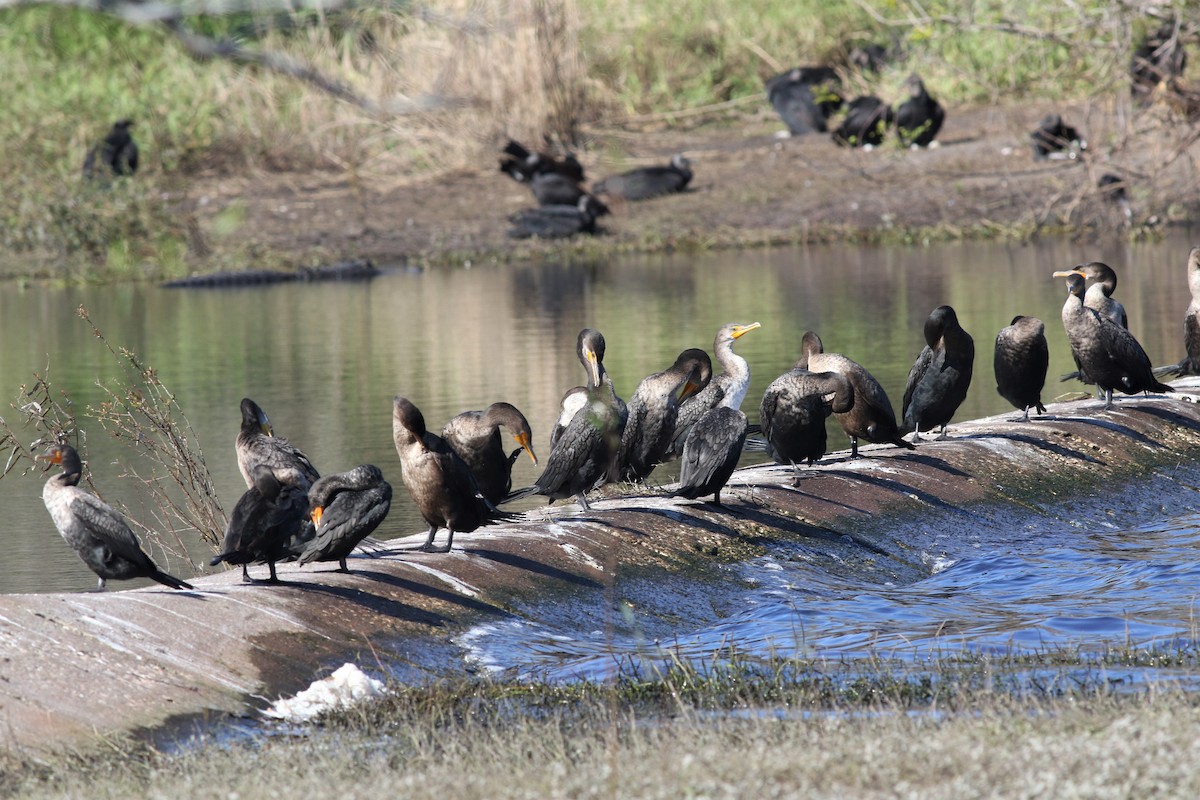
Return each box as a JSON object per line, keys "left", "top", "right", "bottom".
{"left": 83, "top": 119, "right": 138, "bottom": 180}
{"left": 994, "top": 316, "right": 1049, "bottom": 421}
{"left": 38, "top": 443, "right": 194, "bottom": 591}
{"left": 236, "top": 397, "right": 321, "bottom": 493}
{"left": 442, "top": 402, "right": 538, "bottom": 505}
{"left": 594, "top": 155, "right": 693, "bottom": 201}
{"left": 800, "top": 331, "right": 914, "bottom": 457}
{"left": 901, "top": 305, "right": 975, "bottom": 440}
{"left": 757, "top": 368, "right": 854, "bottom": 472}
{"left": 614, "top": 348, "right": 707, "bottom": 482}
{"left": 894, "top": 74, "right": 944, "bottom": 148}
{"left": 668, "top": 324, "right": 757, "bottom": 459}
{"left": 294, "top": 464, "right": 393, "bottom": 572}
{"left": 211, "top": 463, "right": 307, "bottom": 583}
{"left": 1052, "top": 269, "right": 1173, "bottom": 409}
{"left": 832, "top": 96, "right": 893, "bottom": 147}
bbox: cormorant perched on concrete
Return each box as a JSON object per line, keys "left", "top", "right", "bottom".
{"left": 994, "top": 316, "right": 1049, "bottom": 421}
{"left": 1157, "top": 246, "right": 1200, "bottom": 377}
{"left": 83, "top": 119, "right": 138, "bottom": 180}
{"left": 38, "top": 443, "right": 194, "bottom": 591}
{"left": 832, "top": 96, "right": 893, "bottom": 147}
{"left": 211, "top": 463, "right": 307, "bottom": 583}
{"left": 1052, "top": 269, "right": 1173, "bottom": 409}
{"left": 614, "top": 348, "right": 707, "bottom": 482}
{"left": 294, "top": 465, "right": 392, "bottom": 572}
{"left": 593, "top": 155, "right": 693, "bottom": 201}
{"left": 1030, "top": 114, "right": 1086, "bottom": 160}
{"left": 442, "top": 402, "right": 538, "bottom": 505}
{"left": 894, "top": 74, "right": 944, "bottom": 148}
{"left": 757, "top": 368, "right": 854, "bottom": 472}
{"left": 901, "top": 305, "right": 975, "bottom": 441}
{"left": 235, "top": 397, "right": 321, "bottom": 493}
{"left": 669, "top": 324, "right": 758, "bottom": 459}
{"left": 799, "top": 331, "right": 914, "bottom": 457}
{"left": 765, "top": 66, "right": 844, "bottom": 136}
{"left": 508, "top": 195, "right": 604, "bottom": 239}
{"left": 499, "top": 139, "right": 585, "bottom": 184}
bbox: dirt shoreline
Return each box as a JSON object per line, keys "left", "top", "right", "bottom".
{"left": 180, "top": 101, "right": 1188, "bottom": 271}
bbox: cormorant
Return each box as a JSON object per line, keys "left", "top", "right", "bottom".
{"left": 1030, "top": 114, "right": 1086, "bottom": 160}
{"left": 901, "top": 305, "right": 975, "bottom": 440}
{"left": 393, "top": 396, "right": 509, "bottom": 552}
{"left": 211, "top": 463, "right": 307, "bottom": 583}
{"left": 1098, "top": 175, "right": 1133, "bottom": 222}
{"left": 614, "top": 348, "right": 707, "bottom": 482}
{"left": 765, "top": 66, "right": 844, "bottom": 136}
{"left": 674, "top": 322, "right": 761, "bottom": 507}
{"left": 83, "top": 119, "right": 138, "bottom": 180}
{"left": 1157, "top": 246, "right": 1200, "bottom": 377}
{"left": 550, "top": 386, "right": 590, "bottom": 451}
{"left": 294, "top": 465, "right": 393, "bottom": 572}
{"left": 832, "top": 95, "right": 894, "bottom": 147}
{"left": 799, "top": 331, "right": 914, "bottom": 457}
{"left": 894, "top": 74, "right": 944, "bottom": 148}
{"left": 593, "top": 155, "right": 693, "bottom": 201}
{"left": 37, "top": 443, "right": 194, "bottom": 591}
{"left": 442, "top": 402, "right": 538, "bottom": 505}
{"left": 994, "top": 316, "right": 1049, "bottom": 421}
{"left": 508, "top": 195, "right": 604, "bottom": 239}
{"left": 1060, "top": 262, "right": 1128, "bottom": 387}
{"left": 499, "top": 139, "right": 585, "bottom": 184}
{"left": 757, "top": 368, "right": 854, "bottom": 472}
{"left": 668, "top": 324, "right": 758, "bottom": 459}
{"left": 235, "top": 397, "right": 321, "bottom": 493}
{"left": 1052, "top": 268, "right": 1173, "bottom": 409}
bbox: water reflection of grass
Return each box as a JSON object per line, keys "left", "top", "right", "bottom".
{"left": 7, "top": 647, "right": 1200, "bottom": 797}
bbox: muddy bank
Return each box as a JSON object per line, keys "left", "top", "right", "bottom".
{"left": 1, "top": 386, "right": 1200, "bottom": 755}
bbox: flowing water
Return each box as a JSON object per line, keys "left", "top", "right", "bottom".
{"left": 1, "top": 233, "right": 1199, "bottom": 677}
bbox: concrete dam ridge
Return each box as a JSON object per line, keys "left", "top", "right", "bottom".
{"left": 2, "top": 386, "right": 1200, "bottom": 754}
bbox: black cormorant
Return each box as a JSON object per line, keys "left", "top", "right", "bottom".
{"left": 668, "top": 324, "right": 758, "bottom": 459}
{"left": 442, "top": 402, "right": 538, "bottom": 505}
{"left": 758, "top": 368, "right": 854, "bottom": 472}
{"left": 83, "top": 119, "right": 138, "bottom": 180}
{"left": 235, "top": 397, "right": 321, "bottom": 493}
{"left": 294, "top": 464, "right": 393, "bottom": 572}
{"left": 1030, "top": 114, "right": 1086, "bottom": 160}
{"left": 614, "top": 348, "right": 707, "bottom": 482}
{"left": 1052, "top": 269, "right": 1173, "bottom": 409}
{"left": 211, "top": 463, "right": 307, "bottom": 583}
{"left": 593, "top": 155, "right": 693, "bottom": 201}
{"left": 833, "top": 96, "right": 894, "bottom": 147}
{"left": 550, "top": 386, "right": 590, "bottom": 451}
{"left": 901, "top": 305, "right": 975, "bottom": 440}
{"left": 38, "top": 443, "right": 194, "bottom": 591}
{"left": 894, "top": 74, "right": 944, "bottom": 148}
{"left": 800, "top": 331, "right": 914, "bottom": 457}
{"left": 994, "top": 315, "right": 1049, "bottom": 421}
{"left": 765, "top": 66, "right": 844, "bottom": 136}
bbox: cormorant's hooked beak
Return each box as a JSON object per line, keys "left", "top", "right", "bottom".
{"left": 585, "top": 348, "right": 602, "bottom": 387}
{"left": 731, "top": 321, "right": 762, "bottom": 339}
{"left": 256, "top": 407, "right": 275, "bottom": 437}
{"left": 310, "top": 506, "right": 324, "bottom": 527}
{"left": 515, "top": 432, "right": 538, "bottom": 466}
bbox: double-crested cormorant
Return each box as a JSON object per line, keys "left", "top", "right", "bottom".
{"left": 594, "top": 155, "right": 693, "bottom": 201}
{"left": 894, "top": 74, "right": 944, "bottom": 148}
{"left": 236, "top": 397, "right": 321, "bottom": 493}
{"left": 994, "top": 315, "right": 1049, "bottom": 421}
{"left": 832, "top": 96, "right": 893, "bottom": 147}
{"left": 614, "top": 348, "right": 707, "bottom": 482}
{"left": 674, "top": 322, "right": 761, "bottom": 507}
{"left": 393, "top": 396, "right": 508, "bottom": 552}
{"left": 83, "top": 119, "right": 138, "bottom": 180}
{"left": 800, "top": 331, "right": 914, "bottom": 457}
{"left": 294, "top": 465, "right": 393, "bottom": 572}
{"left": 901, "top": 305, "right": 975, "bottom": 440}
{"left": 1030, "top": 114, "right": 1086, "bottom": 160}
{"left": 529, "top": 328, "right": 626, "bottom": 510}
{"left": 211, "top": 464, "right": 307, "bottom": 583}
{"left": 1158, "top": 246, "right": 1200, "bottom": 377}
{"left": 758, "top": 368, "right": 854, "bottom": 471}
{"left": 1060, "top": 262, "right": 1129, "bottom": 387}
{"left": 550, "top": 386, "right": 590, "bottom": 451}
{"left": 38, "top": 443, "right": 194, "bottom": 591}
{"left": 442, "top": 402, "right": 538, "bottom": 505}
{"left": 508, "top": 195, "right": 604, "bottom": 239}
{"left": 765, "top": 66, "right": 844, "bottom": 136}
{"left": 1052, "top": 268, "right": 1173, "bottom": 409}
{"left": 499, "top": 139, "right": 585, "bottom": 184}
{"left": 669, "top": 324, "right": 757, "bottom": 459}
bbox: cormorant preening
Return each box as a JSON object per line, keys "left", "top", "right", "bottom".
{"left": 442, "top": 402, "right": 538, "bottom": 505}
{"left": 758, "top": 368, "right": 854, "bottom": 472}
{"left": 894, "top": 74, "right": 944, "bottom": 148}
{"left": 235, "top": 397, "right": 321, "bottom": 493}
{"left": 211, "top": 463, "right": 307, "bottom": 583}
{"left": 668, "top": 324, "right": 756, "bottom": 459}
{"left": 765, "top": 66, "right": 844, "bottom": 136}
{"left": 614, "top": 348, "right": 707, "bottom": 482}
{"left": 529, "top": 328, "right": 626, "bottom": 510}
{"left": 1158, "top": 246, "right": 1200, "bottom": 377}
{"left": 499, "top": 139, "right": 585, "bottom": 184}
{"left": 508, "top": 195, "right": 604, "bottom": 239}
{"left": 800, "top": 331, "right": 914, "bottom": 457}
{"left": 1052, "top": 269, "right": 1173, "bottom": 409}
{"left": 294, "top": 465, "right": 393, "bottom": 572}
{"left": 593, "top": 155, "right": 693, "bottom": 201}
{"left": 83, "top": 119, "right": 138, "bottom": 180}
{"left": 901, "top": 305, "right": 975, "bottom": 440}
{"left": 833, "top": 95, "right": 894, "bottom": 147}
{"left": 392, "top": 396, "right": 509, "bottom": 552}
{"left": 674, "top": 322, "right": 761, "bottom": 506}
{"left": 38, "top": 443, "right": 194, "bottom": 591}
{"left": 1030, "top": 114, "right": 1086, "bottom": 160}
{"left": 994, "top": 316, "right": 1049, "bottom": 421}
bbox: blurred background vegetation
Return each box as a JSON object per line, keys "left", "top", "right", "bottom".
{"left": 0, "top": 0, "right": 1192, "bottom": 275}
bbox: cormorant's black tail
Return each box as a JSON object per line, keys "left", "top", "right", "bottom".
{"left": 152, "top": 570, "right": 195, "bottom": 591}
{"left": 500, "top": 484, "right": 540, "bottom": 505}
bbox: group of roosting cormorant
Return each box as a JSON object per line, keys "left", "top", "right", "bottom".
{"left": 35, "top": 247, "right": 1200, "bottom": 591}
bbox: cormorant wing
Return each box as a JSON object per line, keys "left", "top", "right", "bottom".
{"left": 68, "top": 494, "right": 152, "bottom": 566}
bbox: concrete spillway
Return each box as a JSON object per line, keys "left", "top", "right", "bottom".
{"left": 3, "top": 386, "right": 1200, "bottom": 754}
